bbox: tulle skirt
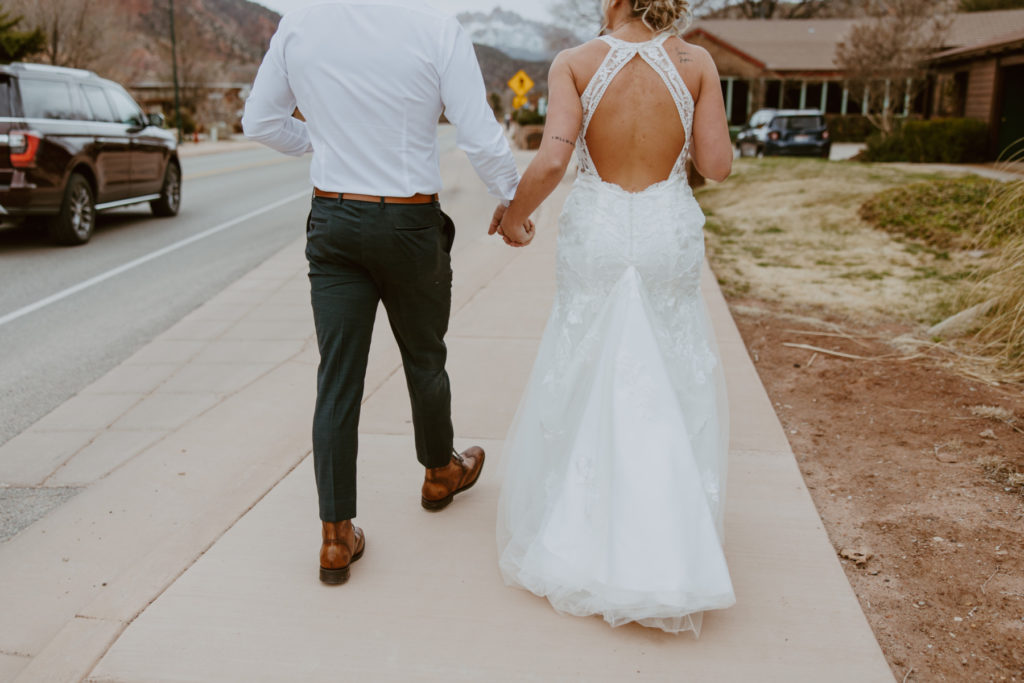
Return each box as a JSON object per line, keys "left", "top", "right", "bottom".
{"left": 496, "top": 175, "right": 735, "bottom": 635}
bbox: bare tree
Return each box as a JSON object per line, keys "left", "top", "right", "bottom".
{"left": 167, "top": 8, "right": 227, "bottom": 133}
{"left": 8, "top": 0, "right": 130, "bottom": 73}
{"left": 548, "top": 0, "right": 843, "bottom": 25}
{"left": 725, "top": 0, "right": 835, "bottom": 17}
{"left": 549, "top": 0, "right": 604, "bottom": 38}
{"left": 835, "top": 0, "right": 951, "bottom": 135}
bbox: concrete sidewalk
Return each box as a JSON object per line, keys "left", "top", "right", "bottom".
{"left": 0, "top": 151, "right": 894, "bottom": 682}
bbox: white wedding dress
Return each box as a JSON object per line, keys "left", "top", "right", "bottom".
{"left": 496, "top": 33, "right": 735, "bottom": 636}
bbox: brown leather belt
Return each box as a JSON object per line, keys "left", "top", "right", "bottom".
{"left": 314, "top": 188, "right": 438, "bottom": 204}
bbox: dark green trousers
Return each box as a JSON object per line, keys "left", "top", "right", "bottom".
{"left": 305, "top": 196, "right": 455, "bottom": 522}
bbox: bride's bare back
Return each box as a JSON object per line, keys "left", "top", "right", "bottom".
{"left": 574, "top": 37, "right": 698, "bottom": 192}
{"left": 495, "top": 29, "right": 731, "bottom": 242}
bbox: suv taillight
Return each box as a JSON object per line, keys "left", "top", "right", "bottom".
{"left": 822, "top": 130, "right": 830, "bottom": 140}
{"left": 9, "top": 131, "right": 41, "bottom": 168}
{"left": 768, "top": 131, "right": 780, "bottom": 141}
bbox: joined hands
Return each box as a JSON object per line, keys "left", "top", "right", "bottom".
{"left": 489, "top": 204, "right": 535, "bottom": 248}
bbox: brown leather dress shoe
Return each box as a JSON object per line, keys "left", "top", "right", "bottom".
{"left": 319, "top": 520, "right": 365, "bottom": 585}
{"left": 421, "top": 446, "right": 485, "bottom": 511}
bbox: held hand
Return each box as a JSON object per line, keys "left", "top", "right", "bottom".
{"left": 488, "top": 204, "right": 507, "bottom": 236}
{"left": 500, "top": 218, "right": 535, "bottom": 248}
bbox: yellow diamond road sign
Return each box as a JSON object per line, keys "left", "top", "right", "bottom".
{"left": 508, "top": 70, "right": 534, "bottom": 97}
{"left": 513, "top": 95, "right": 529, "bottom": 110}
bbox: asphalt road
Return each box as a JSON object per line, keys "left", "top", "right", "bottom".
{"left": 0, "top": 127, "right": 463, "bottom": 448}
{"left": 0, "top": 145, "right": 315, "bottom": 446}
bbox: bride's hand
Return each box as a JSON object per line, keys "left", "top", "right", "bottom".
{"left": 501, "top": 219, "right": 535, "bottom": 248}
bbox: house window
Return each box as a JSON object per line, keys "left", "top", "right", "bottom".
{"left": 781, "top": 81, "right": 802, "bottom": 109}
{"left": 764, "top": 80, "right": 782, "bottom": 109}
{"left": 952, "top": 71, "right": 968, "bottom": 117}
{"left": 826, "top": 83, "right": 844, "bottom": 114}
{"left": 731, "top": 80, "right": 751, "bottom": 124}
{"left": 806, "top": 82, "right": 823, "bottom": 110}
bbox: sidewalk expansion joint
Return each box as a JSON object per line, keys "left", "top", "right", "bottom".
{"left": 86, "top": 448, "right": 314, "bottom": 673}
{"left": 41, "top": 344, "right": 306, "bottom": 490}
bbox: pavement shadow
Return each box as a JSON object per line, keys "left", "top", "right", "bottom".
{"left": 0, "top": 211, "right": 163, "bottom": 252}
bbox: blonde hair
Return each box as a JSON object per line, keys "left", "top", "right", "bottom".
{"left": 631, "top": 0, "right": 692, "bottom": 33}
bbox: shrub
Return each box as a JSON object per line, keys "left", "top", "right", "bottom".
{"left": 513, "top": 108, "right": 545, "bottom": 126}
{"left": 825, "top": 114, "right": 873, "bottom": 142}
{"left": 859, "top": 176, "right": 1002, "bottom": 249}
{"left": 167, "top": 108, "right": 197, "bottom": 136}
{"left": 864, "top": 118, "right": 990, "bottom": 163}
{"left": 862, "top": 173, "right": 1024, "bottom": 381}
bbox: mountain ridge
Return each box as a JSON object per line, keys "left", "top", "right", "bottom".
{"left": 457, "top": 7, "right": 585, "bottom": 61}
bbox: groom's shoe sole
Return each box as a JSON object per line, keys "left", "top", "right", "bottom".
{"left": 319, "top": 543, "right": 365, "bottom": 585}
{"left": 421, "top": 458, "right": 486, "bottom": 512}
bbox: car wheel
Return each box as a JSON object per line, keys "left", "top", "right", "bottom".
{"left": 150, "top": 162, "right": 181, "bottom": 217}
{"left": 739, "top": 141, "right": 758, "bottom": 158}
{"left": 50, "top": 173, "right": 96, "bottom": 246}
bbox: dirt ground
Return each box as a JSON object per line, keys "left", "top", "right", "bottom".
{"left": 697, "top": 157, "right": 1024, "bottom": 680}
{"left": 729, "top": 299, "right": 1024, "bottom": 682}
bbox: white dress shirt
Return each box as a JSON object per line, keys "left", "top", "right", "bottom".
{"left": 242, "top": 0, "right": 520, "bottom": 203}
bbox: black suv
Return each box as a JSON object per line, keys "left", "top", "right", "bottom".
{"left": 0, "top": 63, "right": 181, "bottom": 245}
{"left": 736, "top": 109, "right": 831, "bottom": 159}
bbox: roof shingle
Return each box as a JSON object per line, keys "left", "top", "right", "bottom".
{"left": 686, "top": 10, "right": 1024, "bottom": 72}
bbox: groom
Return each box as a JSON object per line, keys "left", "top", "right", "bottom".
{"left": 243, "top": 0, "right": 533, "bottom": 585}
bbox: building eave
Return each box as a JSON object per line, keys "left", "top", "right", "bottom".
{"left": 683, "top": 27, "right": 767, "bottom": 70}
{"left": 927, "top": 33, "right": 1024, "bottom": 65}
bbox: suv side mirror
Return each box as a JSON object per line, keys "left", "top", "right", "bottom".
{"left": 147, "top": 112, "right": 166, "bottom": 128}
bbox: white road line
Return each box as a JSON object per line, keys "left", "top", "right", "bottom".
{"left": 0, "top": 189, "right": 310, "bottom": 329}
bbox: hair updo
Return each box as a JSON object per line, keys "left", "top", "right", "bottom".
{"left": 630, "top": 0, "right": 691, "bottom": 33}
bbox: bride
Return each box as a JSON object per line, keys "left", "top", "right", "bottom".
{"left": 491, "top": 0, "right": 736, "bottom": 635}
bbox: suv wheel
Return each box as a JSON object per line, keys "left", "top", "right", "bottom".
{"left": 50, "top": 174, "right": 96, "bottom": 245}
{"left": 151, "top": 162, "right": 181, "bottom": 217}
{"left": 739, "top": 141, "right": 759, "bottom": 158}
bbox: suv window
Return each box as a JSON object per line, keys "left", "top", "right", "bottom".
{"left": 19, "top": 78, "right": 89, "bottom": 120}
{"left": 82, "top": 84, "right": 115, "bottom": 122}
{"left": 105, "top": 87, "right": 145, "bottom": 127}
{"left": 776, "top": 116, "right": 824, "bottom": 131}
{"left": 0, "top": 76, "right": 12, "bottom": 117}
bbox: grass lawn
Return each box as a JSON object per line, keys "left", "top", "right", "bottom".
{"left": 697, "top": 157, "right": 999, "bottom": 328}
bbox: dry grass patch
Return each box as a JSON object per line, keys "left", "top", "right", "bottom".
{"left": 697, "top": 158, "right": 986, "bottom": 325}
{"left": 701, "top": 158, "right": 1024, "bottom": 384}
{"left": 860, "top": 171, "right": 1024, "bottom": 382}
{"left": 959, "top": 176, "right": 1024, "bottom": 382}
{"left": 969, "top": 404, "right": 1016, "bottom": 422}
{"left": 977, "top": 455, "right": 1024, "bottom": 497}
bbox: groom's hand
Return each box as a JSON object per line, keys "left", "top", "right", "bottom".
{"left": 488, "top": 204, "right": 507, "bottom": 236}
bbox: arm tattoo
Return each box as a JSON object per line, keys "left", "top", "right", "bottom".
{"left": 675, "top": 49, "right": 694, "bottom": 64}
{"left": 550, "top": 135, "right": 575, "bottom": 146}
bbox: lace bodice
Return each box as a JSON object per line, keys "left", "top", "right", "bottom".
{"left": 576, "top": 33, "right": 696, "bottom": 181}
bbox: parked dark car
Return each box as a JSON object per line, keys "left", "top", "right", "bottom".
{"left": 736, "top": 109, "right": 831, "bottom": 159}
{"left": 0, "top": 62, "right": 180, "bottom": 245}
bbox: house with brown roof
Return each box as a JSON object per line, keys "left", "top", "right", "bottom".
{"left": 927, "top": 29, "right": 1024, "bottom": 158}
{"left": 684, "top": 9, "right": 1024, "bottom": 155}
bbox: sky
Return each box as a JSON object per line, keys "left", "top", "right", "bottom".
{"left": 251, "top": 0, "right": 554, "bottom": 23}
